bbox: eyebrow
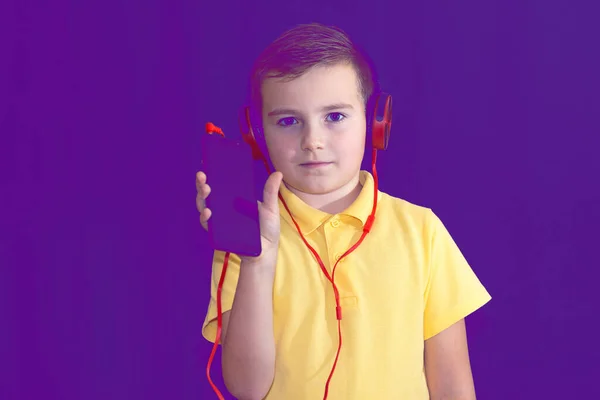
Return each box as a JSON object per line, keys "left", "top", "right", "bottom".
{"left": 267, "top": 103, "right": 354, "bottom": 117}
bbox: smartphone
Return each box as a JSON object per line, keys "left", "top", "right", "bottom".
{"left": 200, "top": 133, "right": 262, "bottom": 257}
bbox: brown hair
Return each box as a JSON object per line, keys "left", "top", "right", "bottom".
{"left": 249, "top": 23, "right": 377, "bottom": 114}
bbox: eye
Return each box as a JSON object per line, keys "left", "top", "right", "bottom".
{"left": 277, "top": 117, "right": 298, "bottom": 127}
{"left": 326, "top": 112, "right": 345, "bottom": 123}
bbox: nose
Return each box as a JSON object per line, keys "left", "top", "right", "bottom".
{"left": 300, "top": 124, "right": 325, "bottom": 151}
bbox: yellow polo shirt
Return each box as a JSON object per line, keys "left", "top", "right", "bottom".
{"left": 202, "top": 170, "right": 491, "bottom": 399}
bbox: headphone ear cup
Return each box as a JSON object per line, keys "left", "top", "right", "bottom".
{"left": 370, "top": 93, "right": 393, "bottom": 150}
{"left": 238, "top": 106, "right": 264, "bottom": 160}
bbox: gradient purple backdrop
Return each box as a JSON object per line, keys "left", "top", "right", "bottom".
{"left": 2, "top": 0, "right": 599, "bottom": 399}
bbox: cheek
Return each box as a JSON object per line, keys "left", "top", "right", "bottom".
{"left": 347, "top": 139, "right": 366, "bottom": 161}
{"left": 340, "top": 126, "right": 366, "bottom": 154}
{"left": 334, "top": 133, "right": 365, "bottom": 168}
{"left": 265, "top": 135, "right": 296, "bottom": 164}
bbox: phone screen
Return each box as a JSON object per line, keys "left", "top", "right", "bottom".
{"left": 200, "top": 134, "right": 262, "bottom": 257}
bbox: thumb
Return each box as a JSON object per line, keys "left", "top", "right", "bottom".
{"left": 262, "top": 171, "right": 283, "bottom": 212}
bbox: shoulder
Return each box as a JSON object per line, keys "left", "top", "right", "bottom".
{"left": 377, "top": 190, "right": 437, "bottom": 232}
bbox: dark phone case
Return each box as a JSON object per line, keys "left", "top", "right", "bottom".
{"left": 200, "top": 134, "right": 262, "bottom": 257}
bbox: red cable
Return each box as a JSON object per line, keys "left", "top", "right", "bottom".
{"left": 206, "top": 252, "right": 229, "bottom": 400}
{"left": 204, "top": 122, "right": 226, "bottom": 399}
{"left": 204, "top": 122, "right": 379, "bottom": 399}
{"left": 322, "top": 149, "right": 379, "bottom": 399}
{"left": 206, "top": 122, "right": 225, "bottom": 137}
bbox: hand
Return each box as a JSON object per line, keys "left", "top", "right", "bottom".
{"left": 195, "top": 170, "right": 284, "bottom": 264}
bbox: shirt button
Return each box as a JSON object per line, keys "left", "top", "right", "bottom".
{"left": 330, "top": 218, "right": 340, "bottom": 228}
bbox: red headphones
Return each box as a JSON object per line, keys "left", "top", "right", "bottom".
{"left": 206, "top": 92, "right": 393, "bottom": 400}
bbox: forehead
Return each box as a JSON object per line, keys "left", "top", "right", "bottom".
{"left": 261, "top": 63, "right": 362, "bottom": 111}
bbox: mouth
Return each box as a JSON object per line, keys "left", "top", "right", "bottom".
{"left": 299, "top": 161, "right": 333, "bottom": 169}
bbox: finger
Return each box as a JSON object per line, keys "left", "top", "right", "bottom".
{"left": 200, "top": 207, "right": 212, "bottom": 229}
{"left": 196, "top": 193, "right": 205, "bottom": 213}
{"left": 262, "top": 171, "right": 283, "bottom": 212}
{"left": 201, "top": 183, "right": 211, "bottom": 199}
{"left": 196, "top": 171, "right": 206, "bottom": 190}
{"left": 196, "top": 184, "right": 211, "bottom": 212}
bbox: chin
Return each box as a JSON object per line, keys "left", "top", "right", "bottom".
{"left": 287, "top": 175, "right": 351, "bottom": 196}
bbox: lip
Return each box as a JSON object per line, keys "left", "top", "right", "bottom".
{"left": 300, "top": 162, "right": 333, "bottom": 169}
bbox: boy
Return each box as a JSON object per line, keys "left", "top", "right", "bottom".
{"left": 196, "top": 23, "right": 491, "bottom": 400}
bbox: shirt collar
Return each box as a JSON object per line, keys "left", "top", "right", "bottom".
{"left": 278, "top": 171, "right": 380, "bottom": 235}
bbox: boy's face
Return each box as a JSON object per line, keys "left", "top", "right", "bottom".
{"left": 260, "top": 63, "right": 366, "bottom": 197}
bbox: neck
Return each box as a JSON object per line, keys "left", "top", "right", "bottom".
{"left": 286, "top": 173, "right": 362, "bottom": 214}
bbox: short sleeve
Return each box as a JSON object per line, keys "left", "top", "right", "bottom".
{"left": 201, "top": 250, "right": 242, "bottom": 344}
{"left": 423, "top": 210, "right": 491, "bottom": 340}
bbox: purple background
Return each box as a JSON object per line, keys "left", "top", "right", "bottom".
{"left": 2, "top": 0, "right": 599, "bottom": 399}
